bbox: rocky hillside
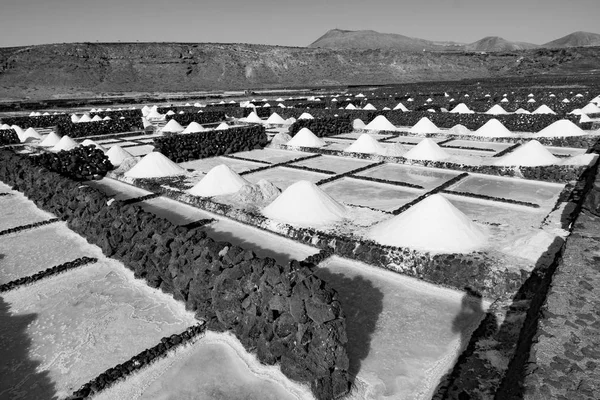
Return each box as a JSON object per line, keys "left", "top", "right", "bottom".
{"left": 543, "top": 31, "right": 600, "bottom": 48}
{"left": 464, "top": 36, "right": 539, "bottom": 52}
{"left": 0, "top": 43, "right": 599, "bottom": 99}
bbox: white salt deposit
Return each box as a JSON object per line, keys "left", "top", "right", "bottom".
{"left": 486, "top": 105, "right": 508, "bottom": 115}
{"left": 500, "top": 98, "right": 509, "bottom": 103}
{"left": 403, "top": 138, "right": 450, "bottom": 161}
{"left": 263, "top": 180, "right": 346, "bottom": 227}
{"left": 161, "top": 119, "right": 185, "bottom": 133}
{"left": 527, "top": 99, "right": 536, "bottom": 103}
{"left": 10, "top": 125, "right": 25, "bottom": 139}
{"left": 166, "top": 110, "right": 175, "bottom": 116}
{"left": 124, "top": 152, "right": 187, "bottom": 178}
{"left": 286, "top": 128, "right": 326, "bottom": 148}
{"left": 298, "top": 112, "right": 314, "bottom": 120}
{"left": 344, "top": 134, "right": 385, "bottom": 154}
{"left": 515, "top": 108, "right": 531, "bottom": 114}
{"left": 362, "top": 103, "right": 377, "bottom": 110}
{"left": 182, "top": 122, "right": 205, "bottom": 133}
{"left": 91, "top": 115, "right": 103, "bottom": 122}
{"left": 493, "top": 140, "right": 559, "bottom": 166}
{"left": 142, "top": 117, "right": 153, "bottom": 129}
{"left": 103, "top": 116, "right": 111, "bottom": 121}
{"left": 146, "top": 109, "right": 165, "bottom": 120}
{"left": 367, "top": 194, "right": 488, "bottom": 254}
{"left": 285, "top": 117, "right": 296, "bottom": 125}
{"left": 106, "top": 145, "right": 134, "bottom": 167}
{"left": 532, "top": 105, "right": 556, "bottom": 114}
{"left": 580, "top": 114, "right": 592, "bottom": 123}
{"left": 449, "top": 103, "right": 474, "bottom": 114}
{"left": 39, "top": 132, "right": 61, "bottom": 147}
{"left": 581, "top": 103, "right": 600, "bottom": 114}
{"left": 244, "top": 112, "right": 262, "bottom": 123}
{"left": 188, "top": 164, "right": 249, "bottom": 197}
{"left": 79, "top": 114, "right": 93, "bottom": 123}
{"left": 533, "top": 120, "right": 587, "bottom": 138}
{"left": 265, "top": 113, "right": 286, "bottom": 124}
{"left": 269, "top": 132, "right": 293, "bottom": 147}
{"left": 408, "top": 117, "right": 440, "bottom": 134}
{"left": 51, "top": 136, "right": 78, "bottom": 152}
{"left": 81, "top": 139, "right": 106, "bottom": 152}
{"left": 393, "top": 102, "right": 409, "bottom": 111}
{"left": 353, "top": 119, "right": 366, "bottom": 129}
{"left": 345, "top": 104, "right": 357, "bottom": 110}
{"left": 1, "top": 123, "right": 10, "bottom": 129}
{"left": 474, "top": 119, "right": 513, "bottom": 137}
{"left": 70, "top": 114, "right": 80, "bottom": 123}
{"left": 562, "top": 99, "right": 570, "bottom": 103}
{"left": 365, "top": 115, "right": 397, "bottom": 131}
{"left": 448, "top": 124, "right": 472, "bottom": 136}
{"left": 215, "top": 122, "right": 230, "bottom": 131}
{"left": 21, "top": 127, "right": 43, "bottom": 142}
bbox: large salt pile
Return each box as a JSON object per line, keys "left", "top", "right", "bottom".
{"left": 403, "top": 138, "right": 450, "bottom": 161}
{"left": 298, "top": 112, "right": 314, "bottom": 120}
{"left": 533, "top": 120, "right": 586, "bottom": 138}
{"left": 161, "top": 119, "right": 185, "bottom": 134}
{"left": 124, "top": 152, "right": 187, "bottom": 178}
{"left": 244, "top": 111, "right": 262, "bottom": 123}
{"left": 182, "top": 122, "right": 205, "bottom": 133}
{"left": 580, "top": 114, "right": 592, "bottom": 123}
{"left": 51, "top": 136, "right": 78, "bottom": 152}
{"left": 188, "top": 164, "right": 248, "bottom": 197}
{"left": 364, "top": 115, "right": 397, "bottom": 131}
{"left": 81, "top": 139, "right": 106, "bottom": 152}
{"left": 21, "top": 127, "right": 43, "bottom": 142}
{"left": 39, "top": 132, "right": 61, "bottom": 147}
{"left": 448, "top": 124, "right": 472, "bottom": 136}
{"left": 581, "top": 103, "right": 600, "bottom": 114}
{"left": 106, "top": 145, "right": 134, "bottom": 167}
{"left": 345, "top": 104, "right": 357, "bottom": 110}
{"left": 78, "top": 114, "right": 92, "bottom": 123}
{"left": 215, "top": 122, "right": 230, "bottom": 130}
{"left": 532, "top": 105, "right": 556, "bottom": 115}
{"left": 263, "top": 180, "right": 346, "bottom": 227}
{"left": 344, "top": 134, "right": 385, "bottom": 154}
{"left": 408, "top": 117, "right": 440, "bottom": 134}
{"left": 493, "top": 140, "right": 559, "bottom": 166}
{"left": 270, "top": 131, "right": 293, "bottom": 147}
{"left": 70, "top": 114, "right": 80, "bottom": 123}
{"left": 485, "top": 105, "right": 508, "bottom": 115}
{"left": 353, "top": 118, "right": 366, "bottom": 129}
{"left": 474, "top": 119, "right": 513, "bottom": 137}
{"left": 449, "top": 103, "right": 474, "bottom": 114}
{"left": 266, "top": 113, "right": 286, "bottom": 124}
{"left": 393, "top": 102, "right": 409, "bottom": 111}
{"left": 287, "top": 128, "right": 326, "bottom": 147}
{"left": 366, "top": 194, "right": 488, "bottom": 253}
{"left": 11, "top": 125, "right": 26, "bottom": 140}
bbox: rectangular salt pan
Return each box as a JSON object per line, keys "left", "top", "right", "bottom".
{"left": 179, "top": 156, "right": 266, "bottom": 174}
{"left": 243, "top": 167, "right": 329, "bottom": 191}
{"left": 121, "top": 144, "right": 155, "bottom": 157}
{"left": 356, "top": 163, "right": 460, "bottom": 190}
{"left": 291, "top": 155, "right": 375, "bottom": 174}
{"left": 0, "top": 184, "right": 54, "bottom": 232}
{"left": 84, "top": 178, "right": 152, "bottom": 201}
{"left": 233, "top": 148, "right": 314, "bottom": 164}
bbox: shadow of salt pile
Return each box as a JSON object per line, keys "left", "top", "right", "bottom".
{"left": 0, "top": 295, "right": 58, "bottom": 400}
{"left": 312, "top": 269, "right": 384, "bottom": 383}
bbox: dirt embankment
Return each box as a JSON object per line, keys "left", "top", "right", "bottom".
{"left": 0, "top": 43, "right": 598, "bottom": 99}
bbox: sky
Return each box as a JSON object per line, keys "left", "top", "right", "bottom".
{"left": 1, "top": 0, "right": 599, "bottom": 48}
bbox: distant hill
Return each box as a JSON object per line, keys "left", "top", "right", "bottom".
{"left": 309, "top": 29, "right": 600, "bottom": 52}
{"left": 543, "top": 31, "right": 600, "bottom": 48}
{"left": 464, "top": 36, "right": 539, "bottom": 52}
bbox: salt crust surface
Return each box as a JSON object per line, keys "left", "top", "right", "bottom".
{"left": 125, "top": 152, "right": 187, "bottom": 178}
{"left": 188, "top": 164, "right": 249, "bottom": 197}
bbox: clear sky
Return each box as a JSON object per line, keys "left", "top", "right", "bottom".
{"left": 1, "top": 0, "right": 598, "bottom": 48}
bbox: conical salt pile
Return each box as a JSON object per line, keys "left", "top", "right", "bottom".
{"left": 580, "top": 114, "right": 592, "bottom": 123}
{"left": 106, "top": 145, "right": 134, "bottom": 167}
{"left": 146, "top": 109, "right": 165, "bottom": 120}
{"left": 365, "top": 115, "right": 397, "bottom": 131}
{"left": 188, "top": 164, "right": 249, "bottom": 197}
{"left": 285, "top": 117, "right": 296, "bottom": 125}
{"left": 263, "top": 180, "right": 346, "bottom": 227}
{"left": 366, "top": 194, "right": 488, "bottom": 254}
{"left": 287, "top": 128, "right": 326, "bottom": 148}
{"left": 51, "top": 136, "right": 78, "bottom": 152}
{"left": 581, "top": 103, "right": 600, "bottom": 114}
{"left": 39, "top": 132, "right": 61, "bottom": 147}
{"left": 532, "top": 105, "right": 556, "bottom": 115}
{"left": 408, "top": 117, "right": 440, "bottom": 134}
{"left": 270, "top": 132, "right": 293, "bottom": 146}
{"left": 298, "top": 112, "right": 314, "bottom": 120}
{"left": 124, "top": 152, "right": 187, "bottom": 178}
{"left": 515, "top": 108, "right": 531, "bottom": 114}
{"left": 161, "top": 119, "right": 185, "bottom": 133}
{"left": 494, "top": 140, "right": 559, "bottom": 166}
{"left": 182, "top": 122, "right": 205, "bottom": 133}
{"left": 449, "top": 103, "right": 474, "bottom": 114}
{"left": 81, "top": 139, "right": 106, "bottom": 152}
{"left": 353, "top": 119, "right": 366, "bottom": 129}
{"left": 393, "top": 102, "right": 409, "bottom": 111}
{"left": 1, "top": 124, "right": 10, "bottom": 129}
{"left": 403, "top": 138, "right": 450, "bottom": 161}
{"left": 10, "top": 125, "right": 25, "bottom": 140}
{"left": 21, "top": 127, "right": 43, "bottom": 142}
{"left": 345, "top": 104, "right": 357, "bottom": 110}
{"left": 71, "top": 114, "right": 80, "bottom": 123}
{"left": 485, "top": 105, "right": 508, "bottom": 115}
{"left": 474, "top": 119, "right": 513, "bottom": 137}
{"left": 362, "top": 103, "right": 377, "bottom": 110}
{"left": 91, "top": 115, "right": 103, "bottom": 122}
{"left": 344, "top": 134, "right": 385, "bottom": 154}
{"left": 244, "top": 111, "right": 262, "bottom": 123}
{"left": 215, "top": 122, "right": 230, "bottom": 130}
{"left": 533, "top": 120, "right": 587, "bottom": 138}
{"left": 266, "top": 113, "right": 286, "bottom": 124}
{"left": 103, "top": 116, "right": 111, "bottom": 121}
{"left": 78, "top": 114, "right": 92, "bottom": 123}
{"left": 448, "top": 124, "right": 472, "bottom": 136}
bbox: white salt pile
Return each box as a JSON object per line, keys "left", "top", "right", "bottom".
{"left": 448, "top": 124, "right": 472, "bottom": 136}
{"left": 10, "top": 125, "right": 25, "bottom": 140}
{"left": 103, "top": 116, "right": 111, "bottom": 121}
{"left": 146, "top": 109, "right": 165, "bottom": 120}
{"left": 1, "top": 123, "right": 10, "bottom": 129}
{"left": 161, "top": 119, "right": 185, "bottom": 133}
{"left": 285, "top": 117, "right": 296, "bottom": 125}
{"left": 533, "top": 120, "right": 587, "bottom": 138}
{"left": 91, "top": 115, "right": 103, "bottom": 122}
{"left": 500, "top": 98, "right": 509, "bottom": 103}
{"left": 345, "top": 104, "right": 357, "bottom": 110}
{"left": 70, "top": 114, "right": 80, "bottom": 123}
{"left": 344, "top": 134, "right": 385, "bottom": 154}
{"left": 287, "top": 128, "right": 326, "bottom": 148}
{"left": 232, "top": 179, "right": 280, "bottom": 205}
{"left": 188, "top": 164, "right": 248, "bottom": 197}
{"left": 403, "top": 138, "right": 450, "bottom": 161}
{"left": 266, "top": 113, "right": 286, "bottom": 124}
{"left": 106, "top": 145, "right": 134, "bottom": 167}
{"left": 269, "top": 131, "right": 293, "bottom": 147}
{"left": 298, "top": 112, "right": 314, "bottom": 120}
{"left": 408, "top": 117, "right": 440, "bottom": 134}
{"left": 364, "top": 115, "right": 397, "bottom": 131}
{"left": 124, "top": 152, "right": 187, "bottom": 178}
{"left": 166, "top": 110, "right": 175, "bottom": 116}
{"left": 449, "top": 103, "right": 474, "bottom": 114}
{"left": 51, "top": 136, "right": 78, "bottom": 152}
{"left": 78, "top": 114, "right": 92, "bottom": 123}
{"left": 474, "top": 119, "right": 513, "bottom": 137}
{"left": 362, "top": 103, "right": 377, "bottom": 110}
{"left": 515, "top": 108, "right": 531, "bottom": 114}
{"left": 493, "top": 140, "right": 559, "bottom": 166}
{"left": 532, "top": 105, "right": 556, "bottom": 115}
{"left": 486, "top": 105, "right": 508, "bottom": 115}
{"left": 21, "top": 127, "right": 43, "bottom": 142}
{"left": 580, "top": 114, "right": 592, "bottom": 123}
{"left": 215, "top": 122, "right": 230, "bottom": 130}
{"left": 39, "top": 132, "right": 61, "bottom": 147}
{"left": 581, "top": 103, "right": 600, "bottom": 114}
{"left": 527, "top": 99, "right": 536, "bottom": 103}
{"left": 366, "top": 194, "right": 488, "bottom": 254}
{"left": 182, "top": 122, "right": 206, "bottom": 133}
{"left": 393, "top": 102, "right": 409, "bottom": 111}
{"left": 81, "top": 139, "right": 106, "bottom": 152}
{"left": 263, "top": 180, "right": 346, "bottom": 227}
{"left": 353, "top": 118, "right": 366, "bottom": 129}
{"left": 142, "top": 117, "right": 153, "bottom": 129}
{"left": 244, "top": 112, "right": 262, "bottom": 123}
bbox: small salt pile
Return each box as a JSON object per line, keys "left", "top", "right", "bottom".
{"left": 161, "top": 119, "right": 185, "bottom": 134}
{"left": 393, "top": 102, "right": 409, "bottom": 111}
{"left": 11, "top": 125, "right": 25, "bottom": 140}
{"left": 345, "top": 104, "right": 357, "bottom": 110}
{"left": 515, "top": 108, "right": 531, "bottom": 114}
{"left": 485, "top": 105, "right": 508, "bottom": 115}
{"left": 364, "top": 115, "right": 397, "bottom": 131}
{"left": 353, "top": 119, "right": 366, "bottom": 129}
{"left": 580, "top": 114, "right": 592, "bottom": 123}
{"left": 366, "top": 194, "right": 488, "bottom": 254}
{"left": 408, "top": 117, "right": 440, "bottom": 134}
{"left": 581, "top": 103, "right": 600, "bottom": 114}
{"left": 270, "top": 132, "right": 293, "bottom": 147}
{"left": 215, "top": 122, "right": 230, "bottom": 130}
{"left": 344, "top": 134, "right": 385, "bottom": 154}
{"left": 91, "top": 115, "right": 103, "bottom": 122}
{"left": 51, "top": 136, "right": 78, "bottom": 152}
{"left": 532, "top": 105, "right": 556, "bottom": 115}
{"left": 244, "top": 111, "right": 262, "bottom": 123}
{"left": 81, "top": 139, "right": 107, "bottom": 152}
{"left": 474, "top": 119, "right": 513, "bottom": 137}
{"left": 266, "top": 113, "right": 286, "bottom": 124}
{"left": 493, "top": 140, "right": 559, "bottom": 166}
{"left": 362, "top": 103, "right": 377, "bottom": 110}
{"left": 188, "top": 164, "right": 248, "bottom": 197}
{"left": 448, "top": 124, "right": 472, "bottom": 136}
{"left": 21, "top": 127, "right": 43, "bottom": 142}
{"left": 298, "top": 112, "right": 314, "bottom": 120}
{"left": 39, "top": 132, "right": 61, "bottom": 147}
{"left": 287, "top": 128, "right": 326, "bottom": 148}
{"left": 106, "top": 145, "right": 134, "bottom": 167}
{"left": 182, "top": 122, "right": 205, "bottom": 133}
{"left": 533, "top": 120, "right": 587, "bottom": 138}
{"left": 263, "top": 180, "right": 346, "bottom": 227}
{"left": 78, "top": 114, "right": 92, "bottom": 123}
{"left": 403, "top": 138, "right": 450, "bottom": 161}
{"left": 71, "top": 114, "right": 80, "bottom": 123}
{"left": 124, "top": 152, "right": 187, "bottom": 178}
{"left": 449, "top": 103, "right": 474, "bottom": 114}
